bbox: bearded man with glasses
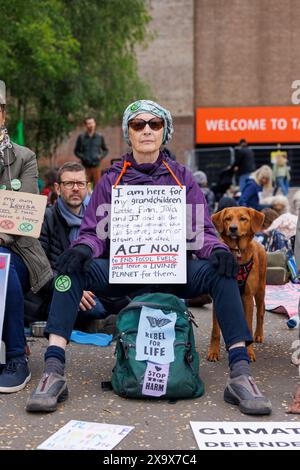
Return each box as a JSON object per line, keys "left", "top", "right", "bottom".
{"left": 31, "top": 162, "right": 129, "bottom": 331}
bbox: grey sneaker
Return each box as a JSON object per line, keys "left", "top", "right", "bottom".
{"left": 26, "top": 372, "right": 68, "bottom": 412}
{"left": 224, "top": 375, "right": 272, "bottom": 415}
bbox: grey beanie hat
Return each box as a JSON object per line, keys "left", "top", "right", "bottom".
{"left": 122, "top": 99, "right": 173, "bottom": 145}
{"left": 0, "top": 81, "right": 6, "bottom": 105}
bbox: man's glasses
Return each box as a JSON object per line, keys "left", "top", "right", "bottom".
{"left": 128, "top": 117, "right": 164, "bottom": 132}
{"left": 60, "top": 181, "right": 88, "bottom": 189}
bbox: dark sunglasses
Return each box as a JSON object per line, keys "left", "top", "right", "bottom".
{"left": 128, "top": 117, "right": 164, "bottom": 132}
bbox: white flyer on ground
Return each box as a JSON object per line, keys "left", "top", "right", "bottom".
{"left": 109, "top": 185, "right": 186, "bottom": 284}
{"left": 37, "top": 420, "right": 134, "bottom": 450}
{"left": 190, "top": 422, "right": 300, "bottom": 450}
{"left": 0, "top": 253, "right": 10, "bottom": 344}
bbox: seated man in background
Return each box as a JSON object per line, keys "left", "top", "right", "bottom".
{"left": 39, "top": 162, "right": 107, "bottom": 323}
{"left": 34, "top": 162, "right": 129, "bottom": 331}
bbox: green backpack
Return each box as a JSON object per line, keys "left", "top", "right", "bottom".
{"left": 111, "top": 292, "right": 205, "bottom": 399}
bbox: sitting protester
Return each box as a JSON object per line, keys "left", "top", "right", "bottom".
{"left": 39, "top": 162, "right": 107, "bottom": 319}
{"left": 34, "top": 162, "right": 129, "bottom": 328}
{"left": 26, "top": 99, "right": 272, "bottom": 416}
{"left": 0, "top": 80, "right": 52, "bottom": 393}
{"left": 254, "top": 208, "right": 280, "bottom": 246}
{"left": 287, "top": 211, "right": 300, "bottom": 414}
{"left": 260, "top": 195, "right": 290, "bottom": 216}
{"left": 239, "top": 165, "right": 273, "bottom": 211}
{"left": 264, "top": 212, "right": 297, "bottom": 242}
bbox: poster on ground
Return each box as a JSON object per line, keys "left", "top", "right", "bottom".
{"left": 190, "top": 421, "right": 300, "bottom": 450}
{"left": 37, "top": 420, "right": 134, "bottom": 450}
{"left": 109, "top": 185, "right": 186, "bottom": 284}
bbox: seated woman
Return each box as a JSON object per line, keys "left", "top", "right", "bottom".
{"left": 239, "top": 165, "right": 273, "bottom": 211}
{"left": 27, "top": 99, "right": 271, "bottom": 416}
{"left": 0, "top": 81, "right": 52, "bottom": 393}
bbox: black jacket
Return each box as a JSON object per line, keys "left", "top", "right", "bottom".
{"left": 234, "top": 146, "right": 256, "bottom": 176}
{"left": 39, "top": 204, "right": 71, "bottom": 271}
{"left": 74, "top": 132, "right": 108, "bottom": 167}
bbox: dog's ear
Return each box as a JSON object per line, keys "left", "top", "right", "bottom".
{"left": 211, "top": 210, "right": 225, "bottom": 233}
{"left": 248, "top": 208, "right": 265, "bottom": 233}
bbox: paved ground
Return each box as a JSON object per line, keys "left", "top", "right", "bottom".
{"left": 0, "top": 303, "right": 299, "bottom": 450}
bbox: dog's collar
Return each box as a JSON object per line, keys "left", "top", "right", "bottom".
{"left": 231, "top": 247, "right": 242, "bottom": 262}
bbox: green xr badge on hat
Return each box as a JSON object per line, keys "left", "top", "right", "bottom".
{"left": 130, "top": 101, "right": 141, "bottom": 112}
{"left": 55, "top": 275, "right": 72, "bottom": 292}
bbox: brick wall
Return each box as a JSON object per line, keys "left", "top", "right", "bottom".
{"left": 195, "top": 0, "right": 300, "bottom": 107}
{"left": 54, "top": 0, "right": 300, "bottom": 170}
{"left": 55, "top": 0, "right": 195, "bottom": 168}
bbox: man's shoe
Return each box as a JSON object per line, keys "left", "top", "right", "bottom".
{"left": 26, "top": 372, "right": 68, "bottom": 412}
{"left": 224, "top": 375, "right": 272, "bottom": 415}
{"left": 0, "top": 357, "right": 31, "bottom": 393}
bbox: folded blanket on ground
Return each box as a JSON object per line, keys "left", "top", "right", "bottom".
{"left": 265, "top": 282, "right": 300, "bottom": 318}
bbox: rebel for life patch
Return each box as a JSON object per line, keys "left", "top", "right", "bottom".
{"left": 136, "top": 306, "right": 176, "bottom": 364}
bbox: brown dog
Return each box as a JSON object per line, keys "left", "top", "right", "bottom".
{"left": 207, "top": 207, "right": 266, "bottom": 362}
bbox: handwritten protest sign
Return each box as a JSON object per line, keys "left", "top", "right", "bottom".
{"left": 0, "top": 253, "right": 10, "bottom": 363}
{"left": 37, "top": 420, "right": 134, "bottom": 450}
{"left": 109, "top": 185, "right": 186, "bottom": 283}
{"left": 0, "top": 190, "right": 47, "bottom": 238}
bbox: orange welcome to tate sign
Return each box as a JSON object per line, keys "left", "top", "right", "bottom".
{"left": 196, "top": 106, "right": 300, "bottom": 144}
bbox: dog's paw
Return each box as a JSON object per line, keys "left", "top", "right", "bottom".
{"left": 207, "top": 349, "right": 220, "bottom": 361}
{"left": 247, "top": 346, "right": 256, "bottom": 362}
{"left": 254, "top": 332, "right": 264, "bottom": 343}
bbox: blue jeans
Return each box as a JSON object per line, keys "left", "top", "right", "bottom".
{"left": 0, "top": 247, "right": 30, "bottom": 360}
{"left": 273, "top": 176, "right": 289, "bottom": 196}
{"left": 46, "top": 280, "right": 108, "bottom": 322}
{"left": 45, "top": 259, "right": 252, "bottom": 348}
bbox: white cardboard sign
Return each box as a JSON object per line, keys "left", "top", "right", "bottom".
{"left": 190, "top": 422, "right": 300, "bottom": 450}
{"left": 109, "top": 185, "right": 186, "bottom": 284}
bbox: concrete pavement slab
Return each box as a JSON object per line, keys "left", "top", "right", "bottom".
{"left": 0, "top": 304, "right": 299, "bottom": 450}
